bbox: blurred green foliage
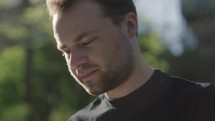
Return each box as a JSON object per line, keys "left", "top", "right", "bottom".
{"left": 0, "top": 1, "right": 167, "bottom": 120}
{"left": 0, "top": 0, "right": 214, "bottom": 121}
{"left": 0, "top": 47, "right": 26, "bottom": 121}
{"left": 139, "top": 33, "right": 169, "bottom": 71}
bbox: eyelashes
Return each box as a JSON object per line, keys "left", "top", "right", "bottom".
{"left": 58, "top": 36, "right": 97, "bottom": 58}
{"left": 80, "top": 37, "right": 97, "bottom": 46}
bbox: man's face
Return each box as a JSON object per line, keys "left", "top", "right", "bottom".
{"left": 52, "top": 1, "right": 135, "bottom": 96}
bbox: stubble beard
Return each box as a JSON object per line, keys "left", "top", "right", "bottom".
{"left": 100, "top": 33, "right": 135, "bottom": 95}
{"left": 68, "top": 32, "right": 135, "bottom": 96}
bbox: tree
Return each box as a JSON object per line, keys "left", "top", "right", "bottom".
{"left": 0, "top": 1, "right": 169, "bottom": 121}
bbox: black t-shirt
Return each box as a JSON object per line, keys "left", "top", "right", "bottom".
{"left": 69, "top": 70, "right": 215, "bottom": 121}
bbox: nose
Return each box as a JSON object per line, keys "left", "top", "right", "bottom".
{"left": 67, "top": 49, "right": 87, "bottom": 69}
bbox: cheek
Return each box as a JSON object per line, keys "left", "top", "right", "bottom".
{"left": 65, "top": 58, "right": 71, "bottom": 70}
{"left": 64, "top": 57, "right": 76, "bottom": 75}
{"left": 93, "top": 43, "right": 120, "bottom": 71}
{"left": 88, "top": 30, "right": 123, "bottom": 69}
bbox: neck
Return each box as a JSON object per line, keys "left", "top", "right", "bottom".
{"left": 105, "top": 56, "right": 154, "bottom": 100}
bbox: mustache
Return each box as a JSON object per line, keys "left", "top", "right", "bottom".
{"left": 68, "top": 63, "right": 98, "bottom": 74}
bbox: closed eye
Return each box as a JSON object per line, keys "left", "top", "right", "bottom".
{"left": 80, "top": 37, "right": 96, "bottom": 46}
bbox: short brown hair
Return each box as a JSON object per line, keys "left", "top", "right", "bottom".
{"left": 46, "top": 0, "right": 137, "bottom": 25}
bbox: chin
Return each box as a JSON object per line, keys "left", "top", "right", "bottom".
{"left": 85, "top": 88, "right": 105, "bottom": 96}
{"left": 86, "top": 91, "right": 100, "bottom": 96}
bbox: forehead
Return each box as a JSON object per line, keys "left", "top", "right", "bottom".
{"left": 52, "top": 0, "right": 105, "bottom": 41}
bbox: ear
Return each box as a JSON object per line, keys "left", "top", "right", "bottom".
{"left": 123, "top": 12, "right": 138, "bottom": 38}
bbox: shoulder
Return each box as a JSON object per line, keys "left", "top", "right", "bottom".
{"left": 162, "top": 71, "right": 215, "bottom": 104}
{"left": 159, "top": 70, "right": 214, "bottom": 94}
{"left": 68, "top": 95, "right": 109, "bottom": 121}
{"left": 161, "top": 71, "right": 215, "bottom": 120}
{"left": 183, "top": 84, "right": 215, "bottom": 121}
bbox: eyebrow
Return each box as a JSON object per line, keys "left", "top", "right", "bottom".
{"left": 57, "top": 30, "right": 98, "bottom": 51}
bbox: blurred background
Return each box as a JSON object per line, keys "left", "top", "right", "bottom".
{"left": 0, "top": 0, "right": 214, "bottom": 121}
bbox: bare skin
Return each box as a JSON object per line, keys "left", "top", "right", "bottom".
{"left": 52, "top": 0, "right": 154, "bottom": 100}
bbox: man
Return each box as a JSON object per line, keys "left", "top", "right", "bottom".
{"left": 46, "top": 0, "right": 215, "bottom": 121}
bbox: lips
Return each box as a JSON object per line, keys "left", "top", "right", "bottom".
{"left": 78, "top": 69, "right": 98, "bottom": 82}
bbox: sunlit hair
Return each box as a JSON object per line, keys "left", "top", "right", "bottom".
{"left": 46, "top": 0, "right": 137, "bottom": 26}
